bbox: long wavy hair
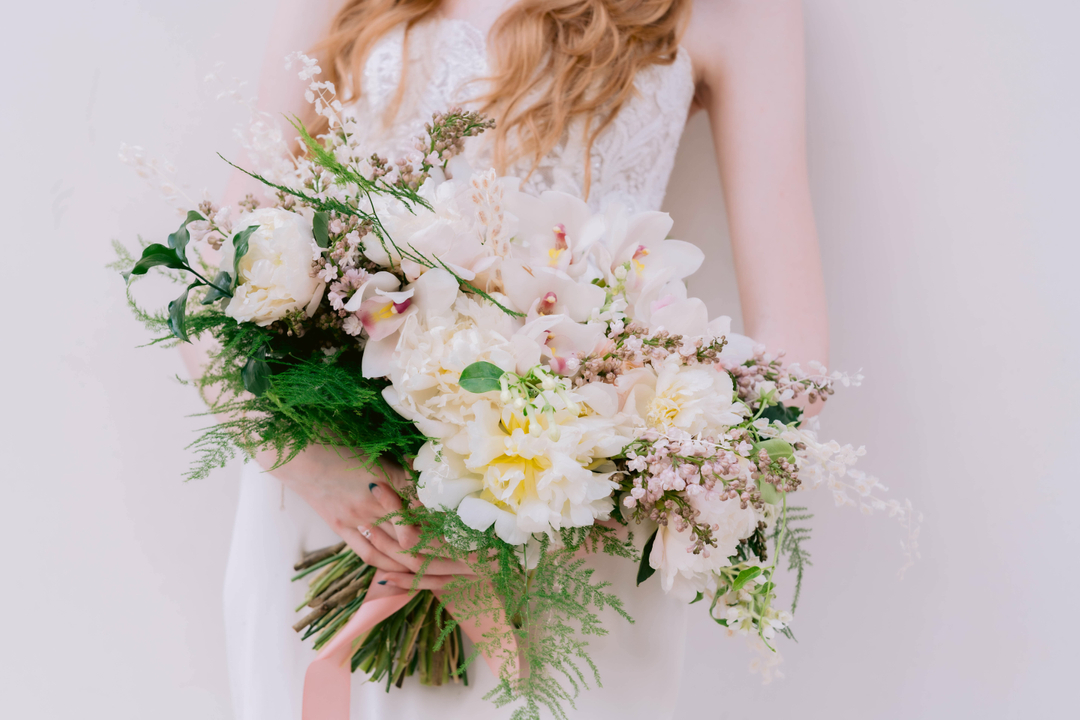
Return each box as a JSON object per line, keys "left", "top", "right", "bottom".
{"left": 311, "top": 0, "right": 691, "bottom": 194}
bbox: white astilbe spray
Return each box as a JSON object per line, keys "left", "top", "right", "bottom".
{"left": 777, "top": 416, "right": 923, "bottom": 578}
{"left": 118, "top": 143, "right": 196, "bottom": 215}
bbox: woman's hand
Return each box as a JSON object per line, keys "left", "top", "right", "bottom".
{"left": 256, "top": 445, "right": 473, "bottom": 576}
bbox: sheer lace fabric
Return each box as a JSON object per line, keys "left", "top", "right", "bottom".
{"left": 345, "top": 17, "right": 696, "bottom": 212}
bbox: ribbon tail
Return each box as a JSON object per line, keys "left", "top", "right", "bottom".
{"left": 302, "top": 573, "right": 411, "bottom": 720}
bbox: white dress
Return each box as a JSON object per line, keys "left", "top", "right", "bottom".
{"left": 224, "top": 17, "right": 698, "bottom": 720}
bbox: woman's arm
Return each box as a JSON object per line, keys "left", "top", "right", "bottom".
{"left": 685, "top": 0, "right": 829, "bottom": 414}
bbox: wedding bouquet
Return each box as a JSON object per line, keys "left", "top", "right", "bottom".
{"left": 115, "top": 53, "right": 920, "bottom": 719}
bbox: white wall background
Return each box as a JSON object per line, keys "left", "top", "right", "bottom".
{"left": 1, "top": 1, "right": 1076, "bottom": 718}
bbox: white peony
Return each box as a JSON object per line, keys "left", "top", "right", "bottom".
{"left": 220, "top": 207, "right": 322, "bottom": 326}
{"left": 381, "top": 292, "right": 536, "bottom": 453}
{"left": 649, "top": 494, "right": 760, "bottom": 602}
{"left": 619, "top": 356, "right": 745, "bottom": 437}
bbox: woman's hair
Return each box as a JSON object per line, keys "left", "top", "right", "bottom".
{"left": 312, "top": 0, "right": 691, "bottom": 194}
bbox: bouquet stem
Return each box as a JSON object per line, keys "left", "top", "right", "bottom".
{"left": 292, "top": 543, "right": 468, "bottom": 689}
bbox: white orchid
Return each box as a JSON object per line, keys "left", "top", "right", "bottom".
{"left": 629, "top": 279, "right": 731, "bottom": 340}
{"left": 357, "top": 268, "right": 460, "bottom": 378}
{"left": 516, "top": 314, "right": 609, "bottom": 375}
{"left": 591, "top": 208, "right": 704, "bottom": 303}
{"left": 501, "top": 261, "right": 607, "bottom": 322}
{"left": 364, "top": 176, "right": 496, "bottom": 282}
{"left": 504, "top": 189, "right": 604, "bottom": 278}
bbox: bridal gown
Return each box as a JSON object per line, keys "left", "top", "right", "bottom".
{"left": 224, "top": 17, "right": 698, "bottom": 720}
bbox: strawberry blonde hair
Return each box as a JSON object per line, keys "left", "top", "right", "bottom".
{"left": 311, "top": 0, "right": 691, "bottom": 195}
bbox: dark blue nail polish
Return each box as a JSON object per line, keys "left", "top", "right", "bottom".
{"left": 368, "top": 482, "right": 377, "bottom": 491}
{"left": 377, "top": 580, "right": 387, "bottom": 585}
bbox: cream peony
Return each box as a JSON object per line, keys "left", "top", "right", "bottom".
{"left": 416, "top": 385, "right": 628, "bottom": 544}
{"left": 220, "top": 208, "right": 322, "bottom": 326}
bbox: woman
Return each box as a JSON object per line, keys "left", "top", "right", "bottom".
{"left": 193, "top": 0, "right": 828, "bottom": 717}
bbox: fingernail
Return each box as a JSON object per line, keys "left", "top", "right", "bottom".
{"left": 368, "top": 482, "right": 378, "bottom": 491}
{"left": 377, "top": 580, "right": 387, "bottom": 585}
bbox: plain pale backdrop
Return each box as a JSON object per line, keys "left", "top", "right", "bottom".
{"left": 1, "top": 1, "right": 1076, "bottom": 718}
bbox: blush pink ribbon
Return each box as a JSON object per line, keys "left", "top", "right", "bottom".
{"left": 302, "top": 570, "right": 516, "bottom": 720}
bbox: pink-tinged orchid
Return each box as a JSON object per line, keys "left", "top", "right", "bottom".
{"left": 355, "top": 289, "right": 414, "bottom": 341}
{"left": 591, "top": 209, "right": 705, "bottom": 299}
{"left": 517, "top": 314, "right": 608, "bottom": 375}
{"left": 358, "top": 268, "right": 461, "bottom": 378}
{"left": 502, "top": 262, "right": 607, "bottom": 322}
{"left": 633, "top": 279, "right": 731, "bottom": 339}
{"left": 505, "top": 190, "right": 604, "bottom": 278}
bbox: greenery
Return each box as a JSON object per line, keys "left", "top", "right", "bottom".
{"left": 772, "top": 506, "right": 813, "bottom": 614}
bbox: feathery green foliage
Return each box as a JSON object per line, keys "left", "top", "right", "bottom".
{"left": 772, "top": 506, "right": 813, "bottom": 614}
{"left": 392, "top": 504, "right": 639, "bottom": 720}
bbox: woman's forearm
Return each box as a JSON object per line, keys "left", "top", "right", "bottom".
{"left": 689, "top": 0, "right": 829, "bottom": 415}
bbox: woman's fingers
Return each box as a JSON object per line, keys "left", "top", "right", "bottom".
{"left": 369, "top": 482, "right": 421, "bottom": 550}
{"left": 336, "top": 525, "right": 411, "bottom": 573}
{"left": 363, "top": 524, "right": 476, "bottom": 576}
{"left": 380, "top": 572, "right": 459, "bottom": 591}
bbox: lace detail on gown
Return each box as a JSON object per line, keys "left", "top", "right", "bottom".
{"left": 344, "top": 17, "right": 696, "bottom": 212}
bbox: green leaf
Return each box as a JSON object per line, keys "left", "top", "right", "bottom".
{"left": 167, "top": 210, "right": 205, "bottom": 265}
{"left": 167, "top": 281, "right": 200, "bottom": 342}
{"left": 231, "top": 225, "right": 258, "bottom": 290}
{"left": 756, "top": 478, "right": 784, "bottom": 505}
{"left": 690, "top": 592, "right": 704, "bottom": 605}
{"left": 122, "top": 243, "right": 186, "bottom": 280}
{"left": 312, "top": 211, "right": 330, "bottom": 249}
{"left": 201, "top": 271, "right": 233, "bottom": 304}
{"left": 242, "top": 346, "right": 271, "bottom": 396}
{"left": 730, "top": 566, "right": 763, "bottom": 593}
{"left": 752, "top": 440, "right": 793, "bottom": 505}
{"left": 760, "top": 403, "right": 803, "bottom": 427}
{"left": 459, "top": 361, "right": 505, "bottom": 393}
{"left": 636, "top": 529, "right": 658, "bottom": 586}
{"left": 754, "top": 438, "right": 796, "bottom": 463}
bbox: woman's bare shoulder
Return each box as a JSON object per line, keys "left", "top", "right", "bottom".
{"left": 683, "top": 0, "right": 805, "bottom": 84}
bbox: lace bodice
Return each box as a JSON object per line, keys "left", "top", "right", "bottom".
{"left": 344, "top": 17, "right": 695, "bottom": 212}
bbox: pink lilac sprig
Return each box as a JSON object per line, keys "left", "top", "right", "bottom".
{"left": 309, "top": 213, "right": 376, "bottom": 282}
{"left": 187, "top": 195, "right": 258, "bottom": 251}
{"left": 573, "top": 324, "right": 727, "bottom": 387}
{"left": 618, "top": 422, "right": 809, "bottom": 557}
{"left": 723, "top": 346, "right": 862, "bottom": 412}
{"left": 388, "top": 108, "right": 497, "bottom": 191}
{"left": 618, "top": 428, "right": 745, "bottom": 554}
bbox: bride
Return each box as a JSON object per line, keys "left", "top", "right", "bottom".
{"left": 185, "top": 0, "right": 828, "bottom": 717}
